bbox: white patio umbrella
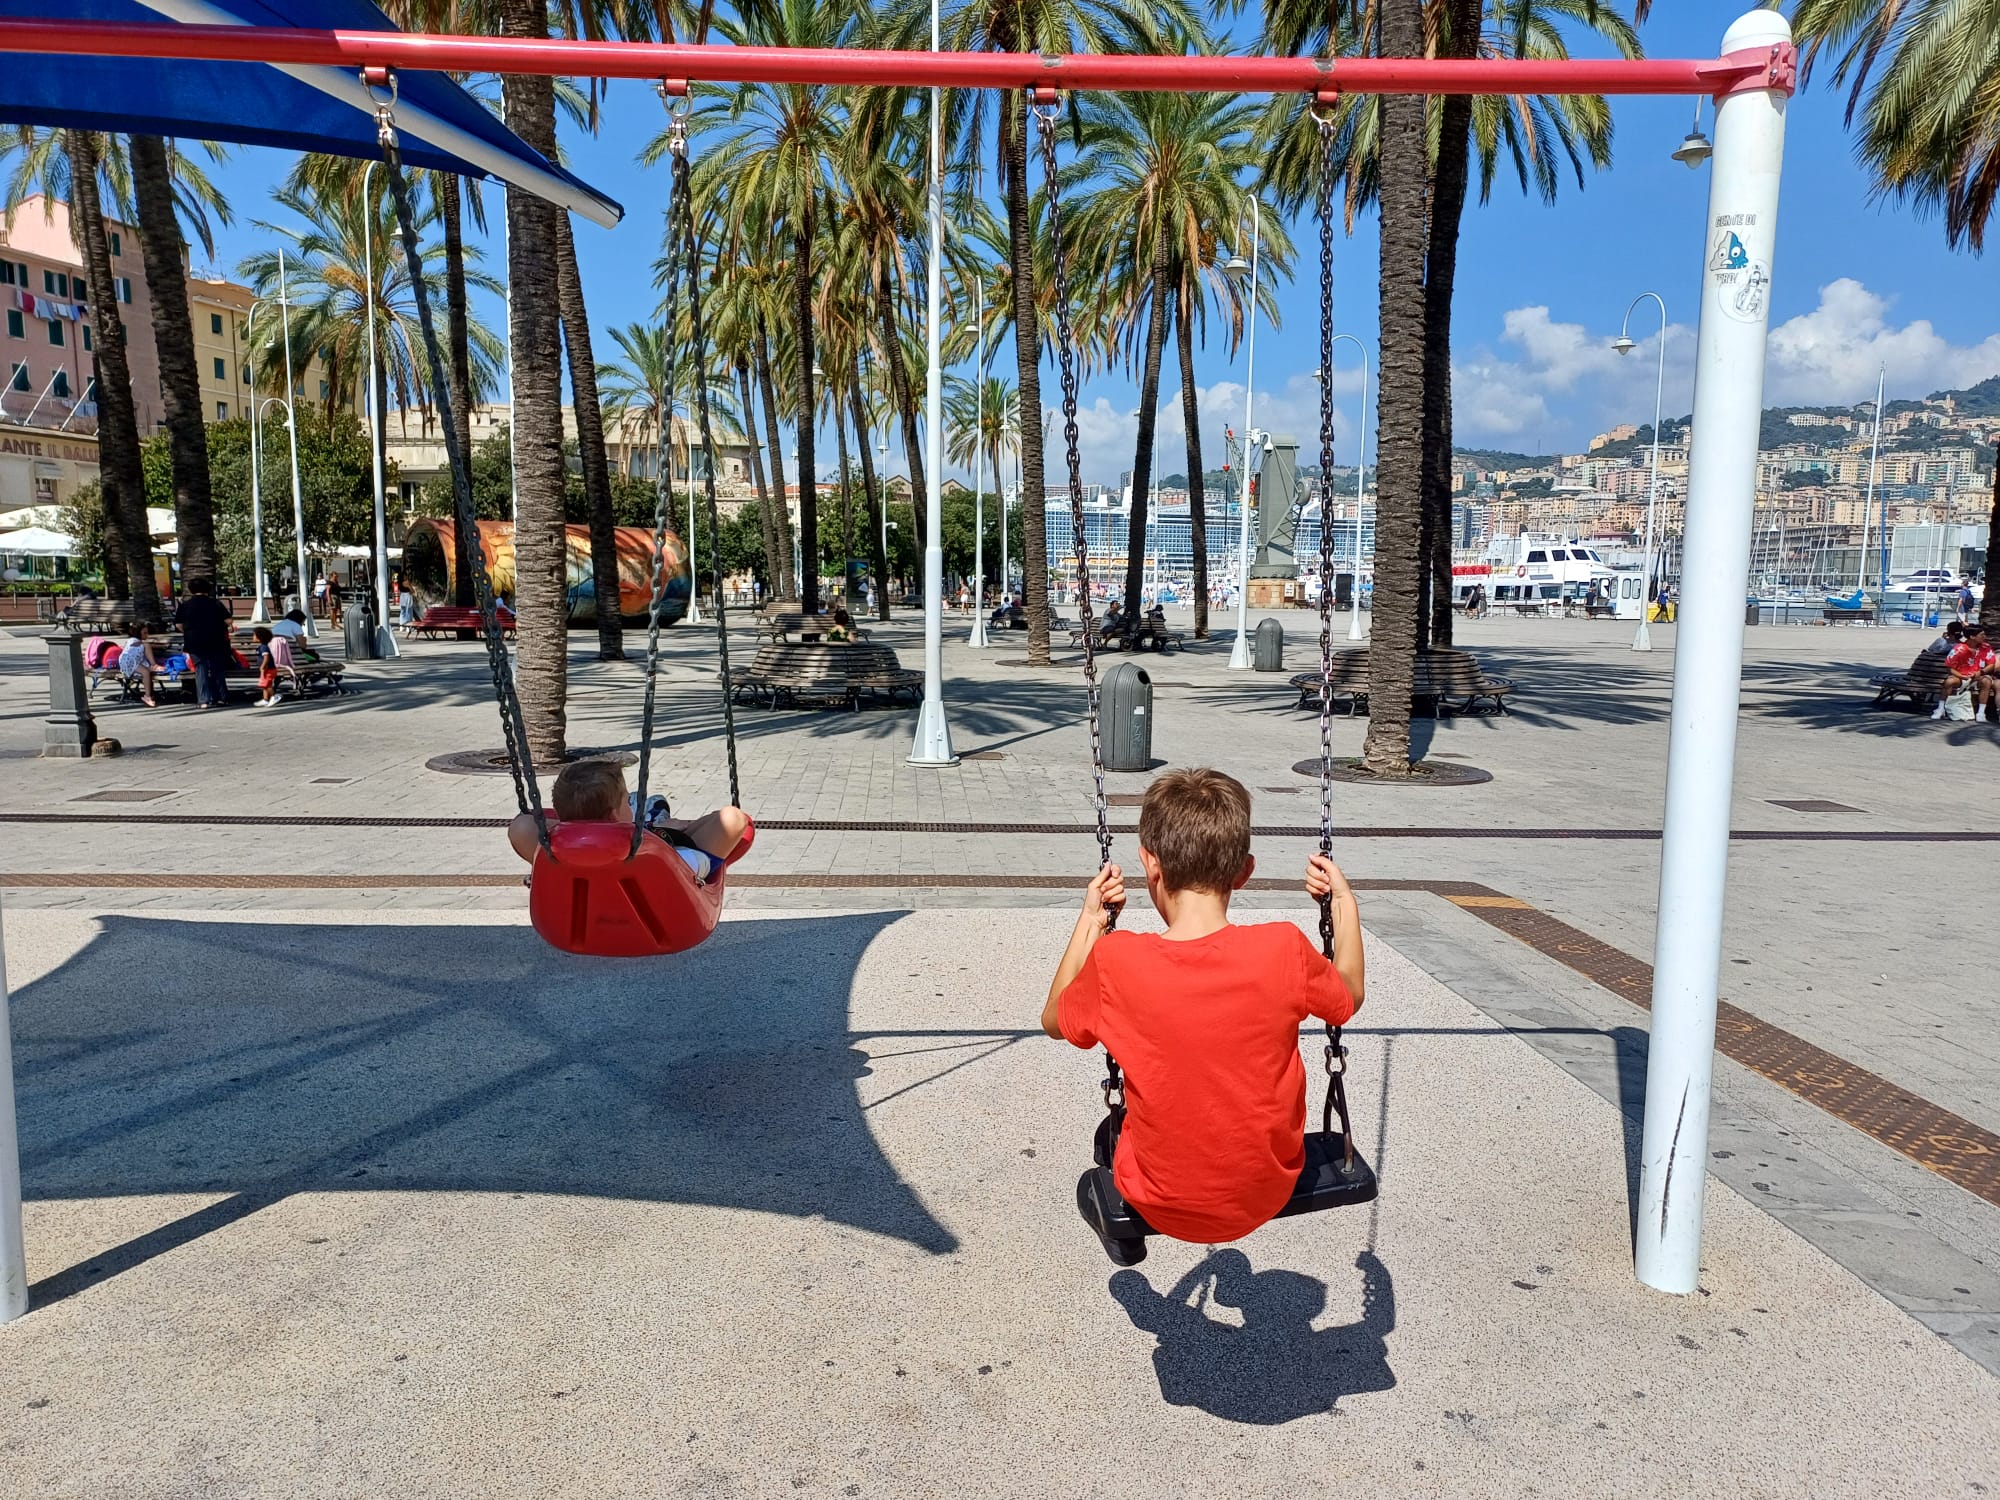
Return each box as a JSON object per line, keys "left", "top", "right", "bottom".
{"left": 0, "top": 525, "right": 78, "bottom": 557}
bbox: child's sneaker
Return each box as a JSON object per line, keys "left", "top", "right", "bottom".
{"left": 1932, "top": 702, "right": 1948, "bottom": 720}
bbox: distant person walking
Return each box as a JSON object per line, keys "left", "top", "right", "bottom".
{"left": 1958, "top": 582, "right": 1975, "bottom": 624}
{"left": 172, "top": 577, "right": 234, "bottom": 710}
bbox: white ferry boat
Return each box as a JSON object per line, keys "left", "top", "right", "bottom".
{"left": 1457, "top": 534, "right": 1637, "bottom": 615}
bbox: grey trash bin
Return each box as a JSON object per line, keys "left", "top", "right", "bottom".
{"left": 344, "top": 596, "right": 379, "bottom": 660}
{"left": 1102, "top": 660, "right": 1153, "bottom": 772}
{"left": 1253, "top": 617, "right": 1285, "bottom": 672}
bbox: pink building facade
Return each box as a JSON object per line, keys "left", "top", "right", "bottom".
{"left": 0, "top": 194, "right": 160, "bottom": 436}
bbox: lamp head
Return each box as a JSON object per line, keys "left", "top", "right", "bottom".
{"left": 1223, "top": 252, "right": 1251, "bottom": 280}
{"left": 1670, "top": 129, "right": 1712, "bottom": 169}
{"left": 1612, "top": 335, "right": 1638, "bottom": 357}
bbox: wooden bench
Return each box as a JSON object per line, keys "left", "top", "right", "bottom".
{"left": 727, "top": 641, "right": 922, "bottom": 711}
{"left": 1870, "top": 649, "right": 1951, "bottom": 710}
{"left": 408, "top": 604, "right": 515, "bottom": 639}
{"left": 1291, "top": 648, "right": 1514, "bottom": 717}
{"left": 1065, "top": 620, "right": 1185, "bottom": 654}
{"left": 58, "top": 598, "right": 161, "bottom": 634}
{"left": 1824, "top": 606, "right": 1877, "bottom": 625}
{"left": 755, "top": 609, "right": 869, "bottom": 644}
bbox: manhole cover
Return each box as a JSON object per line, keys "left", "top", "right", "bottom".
{"left": 310, "top": 777, "right": 353, "bottom": 785}
{"left": 962, "top": 750, "right": 1007, "bottom": 762}
{"left": 1293, "top": 758, "right": 1493, "bottom": 787}
{"left": 1105, "top": 793, "right": 1148, "bottom": 807}
{"left": 995, "top": 657, "right": 1081, "bottom": 669}
{"left": 426, "top": 748, "right": 638, "bottom": 777}
{"left": 69, "top": 789, "right": 174, "bottom": 803}
{"left": 1768, "top": 799, "right": 1865, "bottom": 814}
{"left": 1259, "top": 786, "right": 1302, "bottom": 794}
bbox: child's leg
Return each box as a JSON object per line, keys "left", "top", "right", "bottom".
{"left": 680, "top": 806, "right": 749, "bottom": 861}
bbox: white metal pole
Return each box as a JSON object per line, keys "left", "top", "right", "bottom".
{"left": 247, "top": 302, "right": 270, "bottom": 623}
{"left": 878, "top": 437, "right": 890, "bottom": 602}
{"left": 1858, "top": 363, "right": 1883, "bottom": 597}
{"left": 1331, "top": 333, "right": 1371, "bottom": 641}
{"left": 684, "top": 399, "right": 702, "bottom": 626}
{"left": 1228, "top": 198, "right": 1261, "bottom": 669}
{"left": 908, "top": 0, "right": 956, "bottom": 765}
{"left": 278, "top": 249, "right": 312, "bottom": 639}
{"left": 968, "top": 276, "right": 988, "bottom": 647}
{"left": 1623, "top": 291, "right": 1668, "bottom": 650}
{"left": 1636, "top": 6, "right": 1792, "bottom": 1296}
{"left": 362, "top": 162, "right": 399, "bottom": 659}
{"left": 0, "top": 896, "right": 27, "bottom": 1325}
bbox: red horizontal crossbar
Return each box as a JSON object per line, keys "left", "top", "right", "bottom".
{"left": 0, "top": 18, "right": 1781, "bottom": 97}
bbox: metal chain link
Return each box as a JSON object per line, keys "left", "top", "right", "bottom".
{"left": 630, "top": 92, "right": 690, "bottom": 855}
{"left": 382, "top": 137, "right": 549, "bottom": 850}
{"left": 1038, "top": 93, "right": 1124, "bottom": 1114}
{"left": 674, "top": 117, "right": 744, "bottom": 811}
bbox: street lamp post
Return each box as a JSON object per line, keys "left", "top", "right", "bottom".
{"left": 277, "top": 249, "right": 312, "bottom": 639}
{"left": 968, "top": 272, "right": 989, "bottom": 648}
{"left": 1326, "top": 335, "right": 1372, "bottom": 641}
{"left": 683, "top": 397, "right": 702, "bottom": 626}
{"left": 1613, "top": 291, "right": 1669, "bottom": 650}
{"left": 788, "top": 446, "right": 803, "bottom": 593}
{"left": 877, "top": 437, "right": 890, "bottom": 602}
{"left": 245, "top": 298, "right": 278, "bottom": 623}
{"left": 908, "top": 0, "right": 957, "bottom": 764}
{"left": 1225, "top": 198, "right": 1261, "bottom": 669}
{"left": 360, "top": 161, "right": 400, "bottom": 657}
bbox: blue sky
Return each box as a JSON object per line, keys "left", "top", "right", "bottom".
{"left": 181, "top": 4, "right": 2000, "bottom": 485}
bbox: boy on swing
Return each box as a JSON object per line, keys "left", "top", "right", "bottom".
{"left": 1041, "top": 768, "right": 1365, "bottom": 1252}
{"left": 508, "top": 759, "right": 749, "bottom": 884}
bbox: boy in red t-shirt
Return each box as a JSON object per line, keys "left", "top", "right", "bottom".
{"left": 1041, "top": 768, "right": 1365, "bottom": 1257}
{"left": 1935, "top": 622, "right": 1998, "bottom": 722}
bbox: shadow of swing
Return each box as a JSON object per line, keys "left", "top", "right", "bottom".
{"left": 14, "top": 910, "right": 962, "bottom": 1306}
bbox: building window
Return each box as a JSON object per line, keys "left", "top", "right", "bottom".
{"left": 217, "top": 401, "right": 229, "bottom": 421}
{"left": 319, "top": 379, "right": 329, "bottom": 400}
{"left": 214, "top": 357, "right": 226, "bottom": 381}
{"left": 81, "top": 325, "right": 91, "bottom": 352}
{"left": 42, "top": 270, "right": 58, "bottom": 295}
{"left": 109, "top": 232, "right": 121, "bottom": 257}
{"left": 52, "top": 371, "right": 69, "bottom": 399}
{"left": 4, "top": 311, "right": 19, "bottom": 340}
{"left": 47, "top": 319, "right": 63, "bottom": 347}
{"left": 0, "top": 263, "right": 12, "bottom": 287}
{"left": 242, "top": 367, "right": 250, "bottom": 385}
{"left": 115, "top": 278, "right": 131, "bottom": 304}
{"left": 13, "top": 264, "right": 25, "bottom": 289}
{"left": 8, "top": 364, "right": 27, "bottom": 392}
{"left": 210, "top": 313, "right": 223, "bottom": 336}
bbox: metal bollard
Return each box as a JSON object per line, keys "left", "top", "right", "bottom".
{"left": 42, "top": 633, "right": 95, "bottom": 758}
{"left": 1253, "top": 617, "right": 1285, "bottom": 672}
{"left": 1102, "top": 660, "right": 1153, "bottom": 771}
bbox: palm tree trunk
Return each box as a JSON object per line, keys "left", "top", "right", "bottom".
{"left": 754, "top": 316, "right": 797, "bottom": 599}
{"left": 501, "top": 0, "right": 568, "bottom": 762}
{"left": 1363, "top": 0, "right": 1429, "bottom": 775}
{"left": 848, "top": 356, "right": 891, "bottom": 620}
{"left": 129, "top": 134, "right": 217, "bottom": 592}
{"left": 792, "top": 219, "right": 820, "bottom": 614}
{"left": 1004, "top": 97, "right": 1051, "bottom": 666}
{"left": 554, "top": 213, "right": 624, "bottom": 659}
{"left": 1176, "top": 283, "right": 1209, "bottom": 638}
{"left": 67, "top": 131, "right": 158, "bottom": 622}
{"left": 736, "top": 353, "right": 783, "bottom": 595}
{"left": 440, "top": 176, "right": 477, "bottom": 607}
{"left": 876, "top": 268, "right": 928, "bottom": 545}
{"left": 832, "top": 378, "right": 855, "bottom": 605}
{"left": 1983, "top": 461, "right": 2000, "bottom": 634}
{"left": 1121, "top": 238, "right": 1173, "bottom": 611}
{"left": 1419, "top": 0, "right": 1479, "bottom": 652}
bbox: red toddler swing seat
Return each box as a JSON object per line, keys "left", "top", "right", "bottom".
{"left": 528, "top": 817, "right": 757, "bottom": 958}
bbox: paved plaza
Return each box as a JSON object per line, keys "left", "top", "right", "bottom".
{"left": 1, "top": 607, "right": 1997, "bottom": 1494}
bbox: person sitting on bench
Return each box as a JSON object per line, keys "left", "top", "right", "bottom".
{"left": 117, "top": 623, "right": 162, "bottom": 707}
{"left": 1039, "top": 769, "right": 1366, "bottom": 1244}
{"left": 1935, "top": 622, "right": 1998, "bottom": 723}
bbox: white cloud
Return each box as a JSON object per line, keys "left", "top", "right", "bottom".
{"left": 1763, "top": 278, "right": 2000, "bottom": 404}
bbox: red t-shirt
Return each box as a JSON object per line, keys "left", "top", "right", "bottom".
{"left": 1946, "top": 642, "right": 1995, "bottom": 677}
{"left": 1058, "top": 921, "right": 1357, "bottom": 1243}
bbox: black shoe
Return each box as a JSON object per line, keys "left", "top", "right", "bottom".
{"left": 1075, "top": 1172, "right": 1147, "bottom": 1266}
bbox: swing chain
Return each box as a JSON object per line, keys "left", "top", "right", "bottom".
{"left": 1035, "top": 95, "right": 1112, "bottom": 898}
{"left": 1314, "top": 108, "right": 1357, "bottom": 1166}
{"left": 382, "top": 144, "right": 550, "bottom": 849}
{"left": 673, "top": 114, "right": 744, "bottom": 811}
{"left": 631, "top": 90, "right": 693, "bottom": 855}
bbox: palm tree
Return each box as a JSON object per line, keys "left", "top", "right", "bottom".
{"left": 1792, "top": 0, "right": 2000, "bottom": 630}
{"left": 552, "top": 213, "right": 625, "bottom": 657}
{"left": 1068, "top": 46, "right": 1264, "bottom": 612}
{"left": 1366, "top": 0, "right": 1428, "bottom": 775}
{"left": 690, "top": 0, "right": 854, "bottom": 614}
{"left": 5, "top": 128, "right": 155, "bottom": 615}
{"left": 946, "top": 372, "right": 1018, "bottom": 592}
{"left": 498, "top": 0, "right": 571, "bottom": 761}
{"left": 703, "top": 240, "right": 788, "bottom": 591}
{"left": 128, "top": 134, "right": 231, "bottom": 591}
{"left": 870, "top": 0, "right": 1199, "bottom": 664}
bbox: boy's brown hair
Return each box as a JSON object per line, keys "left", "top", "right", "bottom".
{"left": 1138, "top": 768, "right": 1252, "bottom": 894}
{"left": 552, "top": 758, "right": 629, "bottom": 821}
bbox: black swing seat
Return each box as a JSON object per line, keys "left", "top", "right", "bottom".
{"left": 1076, "top": 1114, "right": 1378, "bottom": 1265}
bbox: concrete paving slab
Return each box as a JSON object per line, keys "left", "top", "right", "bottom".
{"left": 0, "top": 906, "right": 1994, "bottom": 1497}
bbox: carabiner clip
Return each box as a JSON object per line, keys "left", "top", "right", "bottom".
{"left": 657, "top": 79, "right": 692, "bottom": 154}
{"left": 362, "top": 67, "right": 399, "bottom": 152}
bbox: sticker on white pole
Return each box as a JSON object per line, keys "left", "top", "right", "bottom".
{"left": 1707, "top": 217, "right": 1770, "bottom": 325}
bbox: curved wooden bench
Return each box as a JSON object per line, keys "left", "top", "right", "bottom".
{"left": 1871, "top": 650, "right": 1951, "bottom": 709}
{"left": 1291, "top": 648, "right": 1513, "bottom": 716}
{"left": 409, "top": 604, "right": 515, "bottom": 639}
{"left": 727, "top": 641, "right": 920, "bottom": 710}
